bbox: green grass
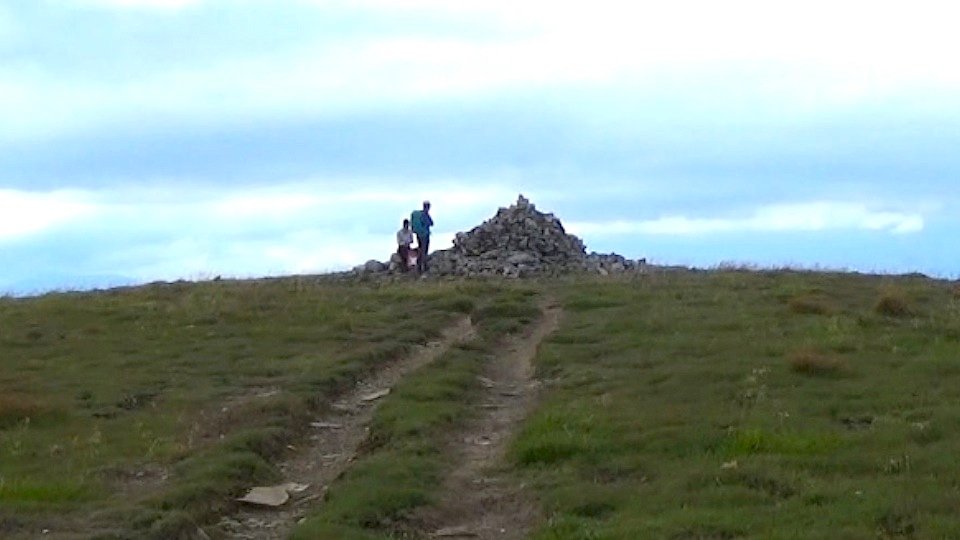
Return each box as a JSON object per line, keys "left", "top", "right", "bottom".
{"left": 510, "top": 271, "right": 960, "bottom": 539}
{"left": 0, "top": 277, "right": 499, "bottom": 536}
{"left": 5, "top": 269, "right": 960, "bottom": 538}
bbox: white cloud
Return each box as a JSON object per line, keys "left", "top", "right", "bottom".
{"left": 91, "top": 181, "right": 520, "bottom": 280}
{"left": 0, "top": 189, "right": 99, "bottom": 241}
{"left": 567, "top": 202, "right": 926, "bottom": 237}
{"left": 314, "top": 1, "right": 960, "bottom": 89}
{"left": 67, "top": 0, "right": 201, "bottom": 10}
{"left": 205, "top": 181, "right": 516, "bottom": 221}
{"left": 0, "top": 180, "right": 521, "bottom": 282}
{"left": 4, "top": 1, "right": 959, "bottom": 143}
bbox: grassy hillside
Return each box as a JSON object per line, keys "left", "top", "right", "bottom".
{"left": 516, "top": 271, "right": 960, "bottom": 539}
{"left": 2, "top": 270, "right": 959, "bottom": 538}
{"left": 0, "top": 277, "right": 492, "bottom": 537}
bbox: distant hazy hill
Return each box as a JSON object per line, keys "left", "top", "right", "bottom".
{"left": 2, "top": 273, "right": 139, "bottom": 297}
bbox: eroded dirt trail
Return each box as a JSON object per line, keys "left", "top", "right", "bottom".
{"left": 216, "top": 316, "right": 477, "bottom": 539}
{"left": 421, "top": 302, "right": 562, "bottom": 540}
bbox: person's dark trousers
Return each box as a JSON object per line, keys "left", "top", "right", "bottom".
{"left": 397, "top": 245, "right": 410, "bottom": 272}
{"left": 416, "top": 234, "right": 430, "bottom": 273}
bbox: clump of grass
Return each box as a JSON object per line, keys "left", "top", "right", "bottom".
{"left": 564, "top": 291, "right": 625, "bottom": 312}
{"left": 788, "top": 349, "right": 845, "bottom": 377}
{"left": 724, "top": 470, "right": 797, "bottom": 499}
{"left": 145, "top": 510, "right": 207, "bottom": 540}
{"left": 877, "top": 509, "right": 917, "bottom": 538}
{"left": 473, "top": 298, "right": 541, "bottom": 338}
{"left": 724, "top": 427, "right": 841, "bottom": 456}
{"left": 474, "top": 300, "right": 540, "bottom": 324}
{"left": 874, "top": 287, "right": 913, "bottom": 317}
{"left": 951, "top": 283, "right": 960, "bottom": 300}
{"left": 438, "top": 295, "right": 475, "bottom": 314}
{"left": 908, "top": 423, "right": 943, "bottom": 446}
{"left": 787, "top": 294, "right": 834, "bottom": 315}
{"left": 0, "top": 478, "right": 95, "bottom": 504}
{"left": 511, "top": 411, "right": 601, "bottom": 466}
{"left": 0, "top": 394, "right": 52, "bottom": 429}
{"left": 671, "top": 525, "right": 746, "bottom": 540}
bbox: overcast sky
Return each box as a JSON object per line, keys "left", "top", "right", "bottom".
{"left": 1, "top": 0, "right": 958, "bottom": 293}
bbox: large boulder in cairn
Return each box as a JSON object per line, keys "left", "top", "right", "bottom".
{"left": 353, "top": 259, "right": 387, "bottom": 275}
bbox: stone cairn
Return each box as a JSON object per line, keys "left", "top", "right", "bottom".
{"left": 354, "top": 195, "right": 644, "bottom": 278}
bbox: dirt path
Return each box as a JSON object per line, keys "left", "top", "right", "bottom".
{"left": 214, "top": 316, "right": 477, "bottom": 539}
{"left": 419, "top": 301, "right": 562, "bottom": 540}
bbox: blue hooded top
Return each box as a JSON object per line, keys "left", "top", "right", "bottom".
{"left": 410, "top": 209, "right": 433, "bottom": 237}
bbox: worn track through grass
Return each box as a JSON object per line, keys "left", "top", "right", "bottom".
{"left": 215, "top": 316, "right": 477, "bottom": 539}
{"left": 420, "top": 301, "right": 562, "bottom": 539}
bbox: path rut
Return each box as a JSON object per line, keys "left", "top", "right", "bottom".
{"left": 215, "top": 316, "right": 477, "bottom": 539}
{"left": 420, "top": 301, "right": 562, "bottom": 540}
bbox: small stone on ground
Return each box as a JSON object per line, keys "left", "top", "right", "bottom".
{"left": 236, "top": 483, "right": 309, "bottom": 507}
{"left": 433, "top": 525, "right": 478, "bottom": 537}
{"left": 360, "top": 388, "right": 391, "bottom": 402}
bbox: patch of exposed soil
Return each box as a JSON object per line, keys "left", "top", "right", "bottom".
{"left": 214, "top": 316, "right": 477, "bottom": 539}
{"left": 419, "top": 301, "right": 561, "bottom": 539}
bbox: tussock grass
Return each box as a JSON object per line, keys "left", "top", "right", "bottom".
{"left": 0, "top": 394, "right": 60, "bottom": 429}
{"left": 787, "top": 348, "right": 845, "bottom": 377}
{"left": 564, "top": 289, "right": 626, "bottom": 312}
{"left": 723, "top": 427, "right": 842, "bottom": 456}
{"left": 787, "top": 293, "right": 835, "bottom": 315}
{"left": 472, "top": 297, "right": 540, "bottom": 338}
{"left": 875, "top": 286, "right": 913, "bottom": 317}
{"left": 0, "top": 478, "right": 96, "bottom": 506}
{"left": 437, "top": 295, "right": 476, "bottom": 314}
{"left": 511, "top": 410, "right": 610, "bottom": 467}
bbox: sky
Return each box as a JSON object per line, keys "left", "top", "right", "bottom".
{"left": 1, "top": 0, "right": 958, "bottom": 294}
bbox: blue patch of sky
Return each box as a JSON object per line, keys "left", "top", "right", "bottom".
{"left": 3, "top": 2, "right": 496, "bottom": 75}
{"left": 4, "top": 94, "right": 956, "bottom": 224}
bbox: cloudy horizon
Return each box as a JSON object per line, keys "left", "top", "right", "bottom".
{"left": 2, "top": 1, "right": 958, "bottom": 294}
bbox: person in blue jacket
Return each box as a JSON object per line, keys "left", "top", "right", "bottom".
{"left": 410, "top": 200, "right": 434, "bottom": 273}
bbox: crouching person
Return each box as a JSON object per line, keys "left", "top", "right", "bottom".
{"left": 396, "top": 219, "right": 414, "bottom": 272}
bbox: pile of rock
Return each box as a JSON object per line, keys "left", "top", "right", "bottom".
{"left": 354, "top": 195, "right": 644, "bottom": 278}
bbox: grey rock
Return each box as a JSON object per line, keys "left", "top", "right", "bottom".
{"left": 363, "top": 259, "right": 386, "bottom": 273}
{"left": 506, "top": 252, "right": 537, "bottom": 265}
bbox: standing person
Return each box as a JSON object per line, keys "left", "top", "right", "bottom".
{"left": 410, "top": 200, "right": 434, "bottom": 273}
{"left": 396, "top": 219, "right": 414, "bottom": 272}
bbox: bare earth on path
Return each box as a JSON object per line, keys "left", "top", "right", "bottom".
{"left": 215, "top": 316, "right": 477, "bottom": 539}
{"left": 422, "top": 301, "right": 562, "bottom": 540}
